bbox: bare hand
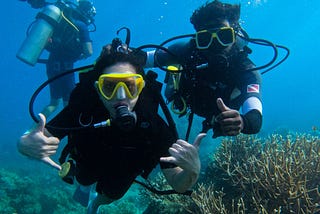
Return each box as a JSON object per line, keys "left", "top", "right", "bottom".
{"left": 18, "top": 114, "right": 61, "bottom": 170}
{"left": 160, "top": 133, "right": 207, "bottom": 174}
{"left": 215, "top": 98, "right": 243, "bottom": 136}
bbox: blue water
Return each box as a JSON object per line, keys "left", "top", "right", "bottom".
{"left": 1, "top": 0, "right": 320, "bottom": 213}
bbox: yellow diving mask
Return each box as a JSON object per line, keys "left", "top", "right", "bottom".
{"left": 195, "top": 26, "right": 235, "bottom": 49}
{"left": 98, "top": 73, "right": 145, "bottom": 100}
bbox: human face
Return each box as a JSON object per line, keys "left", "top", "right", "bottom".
{"left": 96, "top": 62, "right": 144, "bottom": 117}
{"left": 196, "top": 20, "right": 235, "bottom": 51}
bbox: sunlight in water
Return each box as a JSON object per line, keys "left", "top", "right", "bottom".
{"left": 245, "top": 0, "right": 268, "bottom": 6}
{"left": 201, "top": 0, "right": 268, "bottom": 7}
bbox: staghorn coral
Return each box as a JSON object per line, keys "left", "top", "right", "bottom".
{"left": 191, "top": 134, "right": 320, "bottom": 213}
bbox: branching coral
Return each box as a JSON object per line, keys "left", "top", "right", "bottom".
{"left": 191, "top": 134, "right": 320, "bottom": 213}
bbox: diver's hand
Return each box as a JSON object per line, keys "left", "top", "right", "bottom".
{"left": 160, "top": 133, "right": 206, "bottom": 192}
{"left": 215, "top": 98, "right": 243, "bottom": 136}
{"left": 160, "top": 133, "right": 207, "bottom": 175}
{"left": 17, "top": 114, "right": 61, "bottom": 170}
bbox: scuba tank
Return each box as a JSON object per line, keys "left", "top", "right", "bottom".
{"left": 16, "top": 4, "right": 62, "bottom": 66}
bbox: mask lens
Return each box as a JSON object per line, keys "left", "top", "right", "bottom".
{"left": 101, "top": 79, "right": 118, "bottom": 98}
{"left": 196, "top": 31, "right": 213, "bottom": 49}
{"left": 217, "top": 28, "right": 234, "bottom": 45}
{"left": 123, "top": 78, "right": 138, "bottom": 96}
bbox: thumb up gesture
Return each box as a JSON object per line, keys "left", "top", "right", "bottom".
{"left": 214, "top": 98, "right": 243, "bottom": 137}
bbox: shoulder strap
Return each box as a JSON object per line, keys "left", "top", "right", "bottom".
{"left": 144, "top": 70, "right": 178, "bottom": 139}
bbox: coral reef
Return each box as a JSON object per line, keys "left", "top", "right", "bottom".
{"left": 0, "top": 165, "right": 156, "bottom": 213}
{"left": 0, "top": 167, "right": 85, "bottom": 214}
{"left": 5, "top": 132, "right": 320, "bottom": 213}
{"left": 191, "top": 134, "right": 320, "bottom": 213}
{"left": 139, "top": 173, "right": 198, "bottom": 214}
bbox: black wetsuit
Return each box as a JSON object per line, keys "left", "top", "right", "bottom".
{"left": 153, "top": 40, "right": 262, "bottom": 134}
{"left": 47, "top": 82, "right": 176, "bottom": 199}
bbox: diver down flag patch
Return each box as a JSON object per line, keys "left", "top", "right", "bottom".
{"left": 247, "top": 84, "right": 260, "bottom": 93}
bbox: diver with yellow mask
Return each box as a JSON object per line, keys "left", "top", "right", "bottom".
{"left": 17, "top": 37, "right": 206, "bottom": 214}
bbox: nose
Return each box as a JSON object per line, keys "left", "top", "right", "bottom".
{"left": 116, "top": 86, "right": 126, "bottom": 100}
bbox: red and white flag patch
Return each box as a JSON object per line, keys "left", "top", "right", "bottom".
{"left": 247, "top": 84, "right": 260, "bottom": 93}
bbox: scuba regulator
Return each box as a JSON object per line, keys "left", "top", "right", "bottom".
{"left": 93, "top": 105, "right": 137, "bottom": 131}
{"left": 113, "top": 105, "right": 137, "bottom": 131}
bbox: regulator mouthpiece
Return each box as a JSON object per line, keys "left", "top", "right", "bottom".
{"left": 114, "top": 105, "right": 136, "bottom": 131}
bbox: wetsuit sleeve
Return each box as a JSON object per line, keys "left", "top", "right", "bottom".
{"left": 231, "top": 56, "right": 263, "bottom": 134}
{"left": 147, "top": 41, "right": 192, "bottom": 67}
{"left": 139, "top": 116, "right": 177, "bottom": 179}
{"left": 157, "top": 118, "right": 178, "bottom": 169}
{"left": 235, "top": 58, "right": 262, "bottom": 102}
{"left": 241, "top": 109, "right": 262, "bottom": 134}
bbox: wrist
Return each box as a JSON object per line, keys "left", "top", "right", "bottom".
{"left": 240, "top": 109, "right": 262, "bottom": 134}
{"left": 239, "top": 114, "right": 244, "bottom": 131}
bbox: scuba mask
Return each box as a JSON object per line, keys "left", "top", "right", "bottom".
{"left": 195, "top": 27, "right": 235, "bottom": 49}
{"left": 96, "top": 31, "right": 141, "bottom": 131}
{"left": 98, "top": 73, "right": 145, "bottom": 100}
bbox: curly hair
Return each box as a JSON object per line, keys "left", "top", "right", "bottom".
{"left": 190, "top": 0, "right": 241, "bottom": 31}
{"left": 94, "top": 39, "right": 145, "bottom": 76}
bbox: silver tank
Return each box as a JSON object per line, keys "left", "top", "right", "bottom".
{"left": 16, "top": 4, "right": 62, "bottom": 66}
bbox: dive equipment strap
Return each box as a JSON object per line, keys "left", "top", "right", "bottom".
{"left": 36, "top": 11, "right": 60, "bottom": 29}
{"left": 145, "top": 70, "right": 178, "bottom": 139}
{"left": 185, "top": 112, "right": 194, "bottom": 141}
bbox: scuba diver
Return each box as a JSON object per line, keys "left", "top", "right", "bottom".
{"left": 17, "top": 0, "right": 96, "bottom": 122}
{"left": 143, "top": 0, "right": 288, "bottom": 140}
{"left": 17, "top": 37, "right": 206, "bottom": 213}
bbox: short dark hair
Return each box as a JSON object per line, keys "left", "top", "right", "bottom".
{"left": 78, "top": 0, "right": 96, "bottom": 18}
{"left": 190, "top": 0, "right": 241, "bottom": 31}
{"left": 94, "top": 41, "right": 145, "bottom": 77}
